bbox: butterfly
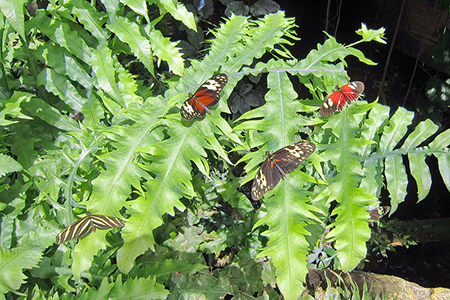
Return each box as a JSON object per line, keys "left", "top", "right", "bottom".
{"left": 180, "top": 73, "right": 228, "bottom": 120}
{"left": 319, "top": 81, "right": 365, "bottom": 116}
{"left": 368, "top": 206, "right": 391, "bottom": 222}
{"left": 56, "top": 213, "right": 124, "bottom": 244}
{"left": 251, "top": 142, "right": 316, "bottom": 200}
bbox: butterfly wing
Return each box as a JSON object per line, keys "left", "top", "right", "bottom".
{"left": 90, "top": 215, "right": 125, "bottom": 230}
{"left": 251, "top": 142, "right": 315, "bottom": 200}
{"left": 319, "top": 81, "right": 364, "bottom": 116}
{"left": 272, "top": 142, "right": 316, "bottom": 174}
{"left": 251, "top": 158, "right": 283, "bottom": 200}
{"left": 56, "top": 214, "right": 124, "bottom": 244}
{"left": 181, "top": 73, "right": 228, "bottom": 120}
{"left": 56, "top": 216, "right": 94, "bottom": 244}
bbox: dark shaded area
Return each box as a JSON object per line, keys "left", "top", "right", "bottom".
{"left": 275, "top": 0, "right": 450, "bottom": 289}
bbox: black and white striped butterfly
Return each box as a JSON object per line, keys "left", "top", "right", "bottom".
{"left": 56, "top": 213, "right": 124, "bottom": 244}
{"left": 251, "top": 142, "right": 316, "bottom": 200}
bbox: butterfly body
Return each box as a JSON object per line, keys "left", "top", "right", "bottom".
{"left": 56, "top": 214, "right": 124, "bottom": 244}
{"left": 181, "top": 73, "right": 228, "bottom": 120}
{"left": 319, "top": 81, "right": 364, "bottom": 116}
{"left": 251, "top": 142, "right": 316, "bottom": 200}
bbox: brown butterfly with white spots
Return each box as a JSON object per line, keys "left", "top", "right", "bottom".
{"left": 180, "top": 73, "right": 228, "bottom": 120}
{"left": 251, "top": 142, "right": 316, "bottom": 200}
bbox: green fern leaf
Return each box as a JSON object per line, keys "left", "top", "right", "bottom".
{"left": 117, "top": 117, "right": 220, "bottom": 273}
{"left": 255, "top": 174, "right": 321, "bottom": 300}
{"left": 96, "top": 274, "right": 169, "bottom": 299}
{"left": 34, "top": 12, "right": 93, "bottom": 62}
{"left": 430, "top": 129, "right": 450, "bottom": 190}
{"left": 37, "top": 69, "right": 86, "bottom": 112}
{"left": 67, "top": 0, "right": 108, "bottom": 41}
{"left": 37, "top": 44, "right": 94, "bottom": 89}
{"left": 90, "top": 46, "right": 126, "bottom": 107}
{"left": 321, "top": 104, "right": 377, "bottom": 272}
{"left": 0, "top": 246, "right": 42, "bottom": 295}
{"left": 149, "top": 29, "right": 184, "bottom": 76}
{"left": 237, "top": 70, "right": 319, "bottom": 150}
{"left": 153, "top": 0, "right": 196, "bottom": 31}
{"left": 360, "top": 105, "right": 450, "bottom": 212}
{"left": 379, "top": 107, "right": 414, "bottom": 153}
{"left": 0, "top": 154, "right": 22, "bottom": 178}
{"left": 121, "top": 0, "right": 149, "bottom": 20}
{"left": 0, "top": 92, "right": 34, "bottom": 126}
{"left": 106, "top": 16, "right": 154, "bottom": 76}
{"left": 72, "top": 231, "right": 109, "bottom": 281}
{"left": 0, "top": 0, "right": 26, "bottom": 39}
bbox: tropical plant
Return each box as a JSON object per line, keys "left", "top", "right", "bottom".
{"left": 0, "top": 1, "right": 448, "bottom": 300}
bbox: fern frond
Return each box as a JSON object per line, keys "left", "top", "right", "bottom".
{"left": 0, "top": 246, "right": 42, "bottom": 295}
{"left": 106, "top": 16, "right": 155, "bottom": 76}
{"left": 361, "top": 104, "right": 449, "bottom": 212}
{"left": 152, "top": 0, "right": 196, "bottom": 31}
{"left": 66, "top": 0, "right": 108, "bottom": 41}
{"left": 149, "top": 29, "right": 184, "bottom": 76}
{"left": 255, "top": 174, "right": 321, "bottom": 300}
{"left": 319, "top": 103, "right": 377, "bottom": 272}
{"left": 0, "top": 154, "right": 23, "bottom": 178}
{"left": 0, "top": 0, "right": 25, "bottom": 39}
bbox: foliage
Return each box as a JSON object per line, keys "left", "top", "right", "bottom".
{"left": 0, "top": 1, "right": 448, "bottom": 299}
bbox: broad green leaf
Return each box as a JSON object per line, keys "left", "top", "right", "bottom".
{"left": 90, "top": 46, "right": 126, "bottom": 107}
{"left": 153, "top": 0, "right": 196, "bottom": 31}
{"left": 0, "top": 246, "right": 42, "bottom": 295}
{"left": 361, "top": 103, "right": 390, "bottom": 157}
{"left": 72, "top": 231, "right": 109, "bottom": 281}
{"left": 385, "top": 155, "right": 408, "bottom": 212}
{"left": 322, "top": 108, "right": 376, "bottom": 271}
{"left": 37, "top": 69, "right": 86, "bottom": 111}
{"left": 429, "top": 128, "right": 450, "bottom": 150}
{"left": 0, "top": 0, "right": 26, "bottom": 39}
{"left": 379, "top": 107, "right": 414, "bottom": 153}
{"left": 255, "top": 174, "right": 320, "bottom": 300}
{"left": 37, "top": 44, "right": 94, "bottom": 89}
{"left": 106, "top": 16, "right": 154, "bottom": 76}
{"left": 436, "top": 151, "right": 450, "bottom": 192}
{"left": 408, "top": 153, "right": 431, "bottom": 201}
{"left": 35, "top": 12, "right": 93, "bottom": 62}
{"left": 121, "top": 0, "right": 148, "bottom": 20}
{"left": 402, "top": 119, "right": 438, "bottom": 151}
{"left": 0, "top": 92, "right": 33, "bottom": 126}
{"left": 68, "top": 0, "right": 108, "bottom": 41}
{"left": 149, "top": 29, "right": 184, "bottom": 75}
{"left": 21, "top": 96, "right": 82, "bottom": 133}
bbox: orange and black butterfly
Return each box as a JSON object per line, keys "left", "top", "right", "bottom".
{"left": 319, "top": 81, "right": 365, "bottom": 116}
{"left": 56, "top": 214, "right": 124, "bottom": 244}
{"left": 180, "top": 73, "right": 228, "bottom": 120}
{"left": 251, "top": 142, "right": 316, "bottom": 200}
